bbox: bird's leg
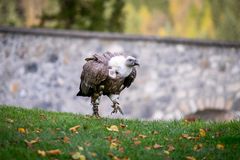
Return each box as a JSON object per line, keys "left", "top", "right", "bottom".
{"left": 108, "top": 94, "right": 123, "bottom": 115}
{"left": 91, "top": 93, "right": 100, "bottom": 117}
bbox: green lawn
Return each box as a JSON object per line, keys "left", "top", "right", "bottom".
{"left": 0, "top": 105, "right": 239, "bottom": 160}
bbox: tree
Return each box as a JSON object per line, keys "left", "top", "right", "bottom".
{"left": 40, "top": 0, "right": 125, "bottom": 32}
{"left": 209, "top": 0, "right": 240, "bottom": 41}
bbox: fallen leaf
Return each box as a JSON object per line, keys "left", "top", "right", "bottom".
{"left": 37, "top": 150, "right": 46, "bottom": 157}
{"left": 18, "top": 128, "right": 26, "bottom": 134}
{"left": 24, "top": 137, "right": 40, "bottom": 147}
{"left": 152, "top": 130, "right": 159, "bottom": 135}
{"left": 185, "top": 156, "right": 196, "bottom": 160}
{"left": 163, "top": 150, "right": 170, "bottom": 155}
{"left": 216, "top": 144, "right": 224, "bottom": 150}
{"left": 145, "top": 146, "right": 152, "bottom": 150}
{"left": 119, "top": 123, "right": 127, "bottom": 128}
{"left": 35, "top": 128, "right": 42, "bottom": 133}
{"left": 90, "top": 152, "right": 97, "bottom": 157}
{"left": 134, "top": 140, "right": 141, "bottom": 145}
{"left": 84, "top": 142, "right": 91, "bottom": 147}
{"left": 199, "top": 129, "right": 206, "bottom": 137}
{"left": 40, "top": 114, "right": 47, "bottom": 120}
{"left": 124, "top": 130, "right": 131, "bottom": 135}
{"left": 194, "top": 136, "right": 200, "bottom": 141}
{"left": 110, "top": 142, "right": 118, "bottom": 149}
{"left": 78, "top": 146, "right": 84, "bottom": 151}
{"left": 72, "top": 152, "right": 86, "bottom": 160}
{"left": 132, "top": 137, "right": 138, "bottom": 141}
{"left": 105, "top": 135, "right": 113, "bottom": 142}
{"left": 111, "top": 138, "right": 120, "bottom": 143}
{"left": 138, "top": 134, "right": 147, "bottom": 139}
{"left": 215, "top": 131, "right": 222, "bottom": 137}
{"left": 167, "top": 144, "right": 175, "bottom": 152}
{"left": 118, "top": 147, "right": 124, "bottom": 153}
{"left": 181, "top": 134, "right": 192, "bottom": 140}
{"left": 107, "top": 152, "right": 114, "bottom": 158}
{"left": 108, "top": 152, "right": 120, "bottom": 160}
{"left": 164, "top": 137, "right": 169, "bottom": 141}
{"left": 69, "top": 125, "right": 80, "bottom": 133}
{"left": 63, "top": 136, "right": 70, "bottom": 143}
{"left": 6, "top": 118, "right": 14, "bottom": 123}
{"left": 153, "top": 144, "right": 162, "bottom": 149}
{"left": 193, "top": 144, "right": 203, "bottom": 151}
{"left": 107, "top": 125, "right": 119, "bottom": 132}
{"left": 46, "top": 149, "right": 61, "bottom": 155}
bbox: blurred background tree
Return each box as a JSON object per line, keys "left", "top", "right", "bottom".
{"left": 40, "top": 0, "right": 125, "bottom": 32}
{"left": 0, "top": 0, "right": 240, "bottom": 41}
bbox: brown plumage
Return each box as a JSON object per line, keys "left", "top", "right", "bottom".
{"left": 77, "top": 52, "right": 139, "bottom": 116}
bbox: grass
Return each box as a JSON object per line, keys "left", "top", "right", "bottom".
{"left": 0, "top": 105, "right": 240, "bottom": 160}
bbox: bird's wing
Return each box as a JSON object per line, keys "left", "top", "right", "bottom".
{"left": 123, "top": 67, "right": 137, "bottom": 88}
{"left": 85, "top": 52, "right": 123, "bottom": 64}
{"left": 80, "top": 60, "right": 108, "bottom": 95}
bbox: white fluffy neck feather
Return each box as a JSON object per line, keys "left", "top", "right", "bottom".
{"left": 108, "top": 56, "right": 132, "bottom": 78}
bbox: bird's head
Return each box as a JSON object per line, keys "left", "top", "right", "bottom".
{"left": 125, "top": 56, "right": 139, "bottom": 67}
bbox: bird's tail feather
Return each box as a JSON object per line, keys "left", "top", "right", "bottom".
{"left": 76, "top": 90, "right": 81, "bottom": 96}
{"left": 76, "top": 88, "right": 92, "bottom": 97}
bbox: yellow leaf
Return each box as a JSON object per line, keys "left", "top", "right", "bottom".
{"left": 216, "top": 144, "right": 224, "bottom": 150}
{"left": 24, "top": 137, "right": 40, "bottom": 147}
{"left": 186, "top": 156, "right": 196, "bottom": 160}
{"left": 107, "top": 125, "right": 119, "bottom": 132}
{"left": 72, "top": 152, "right": 86, "bottom": 160}
{"left": 35, "top": 128, "right": 41, "bottom": 133}
{"left": 164, "top": 150, "right": 170, "bottom": 155}
{"left": 37, "top": 150, "right": 46, "bottom": 157}
{"left": 193, "top": 144, "right": 203, "bottom": 151}
{"left": 69, "top": 125, "right": 80, "bottom": 133}
{"left": 110, "top": 142, "right": 118, "bottom": 149}
{"left": 78, "top": 146, "right": 84, "bottom": 151}
{"left": 18, "top": 128, "right": 26, "bottom": 134}
{"left": 199, "top": 129, "right": 206, "bottom": 137}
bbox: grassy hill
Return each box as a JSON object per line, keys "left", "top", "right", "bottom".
{"left": 0, "top": 105, "right": 239, "bottom": 160}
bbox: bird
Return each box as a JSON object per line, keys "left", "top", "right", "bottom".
{"left": 76, "top": 52, "right": 139, "bottom": 116}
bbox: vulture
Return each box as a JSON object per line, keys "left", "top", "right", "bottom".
{"left": 76, "top": 52, "right": 139, "bottom": 116}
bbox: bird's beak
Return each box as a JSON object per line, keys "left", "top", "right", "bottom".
{"left": 134, "top": 60, "right": 140, "bottom": 66}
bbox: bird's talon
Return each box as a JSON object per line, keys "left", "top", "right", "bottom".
{"left": 92, "top": 112, "right": 100, "bottom": 118}
{"left": 111, "top": 104, "right": 123, "bottom": 115}
{"left": 117, "top": 106, "right": 124, "bottom": 115}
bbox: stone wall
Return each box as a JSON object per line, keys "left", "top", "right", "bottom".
{"left": 1, "top": 27, "right": 240, "bottom": 120}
